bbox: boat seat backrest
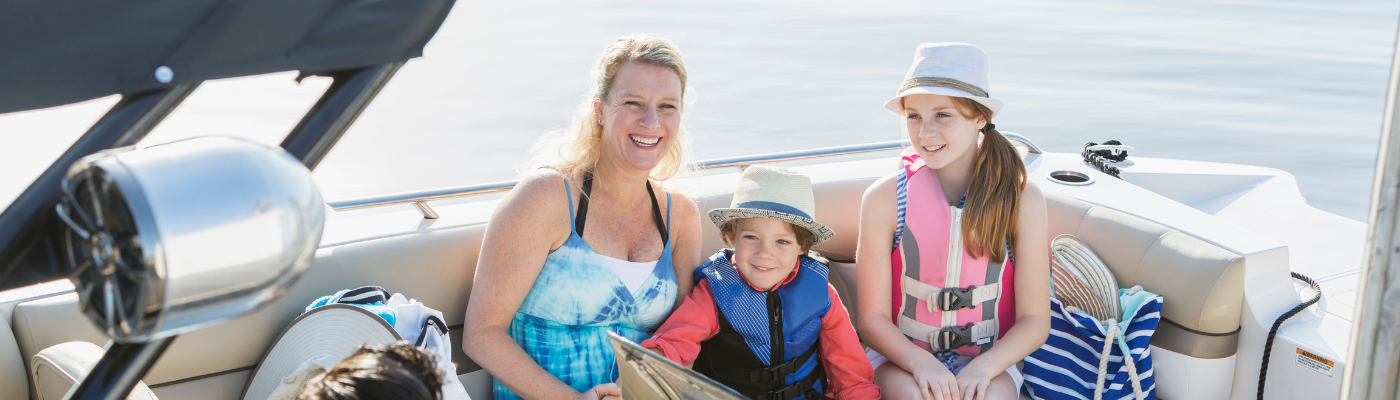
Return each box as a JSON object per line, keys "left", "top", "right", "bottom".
{"left": 10, "top": 224, "right": 488, "bottom": 397}
{"left": 1045, "top": 192, "right": 1245, "bottom": 359}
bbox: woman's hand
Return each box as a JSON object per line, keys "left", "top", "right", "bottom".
{"left": 574, "top": 383, "right": 622, "bottom": 400}
{"left": 954, "top": 363, "right": 997, "bottom": 400}
{"left": 910, "top": 357, "right": 960, "bottom": 400}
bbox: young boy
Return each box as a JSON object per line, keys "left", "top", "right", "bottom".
{"left": 641, "top": 166, "right": 880, "bottom": 400}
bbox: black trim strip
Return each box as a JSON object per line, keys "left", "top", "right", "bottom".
{"left": 1161, "top": 318, "right": 1240, "bottom": 337}
{"left": 147, "top": 365, "right": 255, "bottom": 388}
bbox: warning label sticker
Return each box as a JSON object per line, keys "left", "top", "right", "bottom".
{"left": 1295, "top": 348, "right": 1334, "bottom": 378}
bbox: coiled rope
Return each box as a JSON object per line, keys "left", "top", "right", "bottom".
{"left": 1082, "top": 140, "right": 1128, "bottom": 179}
{"left": 1256, "top": 272, "right": 1321, "bottom": 400}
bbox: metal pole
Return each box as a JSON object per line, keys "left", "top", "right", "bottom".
{"left": 65, "top": 338, "right": 175, "bottom": 400}
{"left": 1341, "top": 16, "right": 1400, "bottom": 400}
{"left": 0, "top": 84, "right": 197, "bottom": 290}
{"left": 281, "top": 62, "right": 403, "bottom": 170}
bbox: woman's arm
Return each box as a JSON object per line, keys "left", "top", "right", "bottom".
{"left": 462, "top": 171, "right": 586, "bottom": 400}
{"left": 854, "top": 174, "right": 944, "bottom": 372}
{"left": 960, "top": 181, "right": 1052, "bottom": 376}
{"left": 665, "top": 191, "right": 703, "bottom": 302}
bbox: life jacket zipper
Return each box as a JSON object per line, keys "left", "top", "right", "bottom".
{"left": 768, "top": 292, "right": 784, "bottom": 365}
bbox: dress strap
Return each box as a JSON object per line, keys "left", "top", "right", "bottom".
{"left": 574, "top": 170, "right": 669, "bottom": 245}
{"left": 647, "top": 183, "right": 669, "bottom": 245}
{"left": 563, "top": 174, "right": 577, "bottom": 234}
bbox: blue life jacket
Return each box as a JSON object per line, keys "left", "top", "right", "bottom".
{"left": 692, "top": 249, "right": 832, "bottom": 400}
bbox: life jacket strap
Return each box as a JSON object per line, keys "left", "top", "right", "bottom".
{"left": 899, "top": 315, "right": 998, "bottom": 350}
{"left": 902, "top": 276, "right": 1000, "bottom": 313}
{"left": 754, "top": 362, "right": 826, "bottom": 400}
{"left": 746, "top": 342, "right": 820, "bottom": 384}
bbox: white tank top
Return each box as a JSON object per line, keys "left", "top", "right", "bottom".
{"left": 597, "top": 254, "right": 658, "bottom": 294}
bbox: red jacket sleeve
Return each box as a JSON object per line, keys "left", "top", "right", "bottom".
{"left": 639, "top": 278, "right": 720, "bottom": 366}
{"left": 819, "top": 284, "right": 882, "bottom": 400}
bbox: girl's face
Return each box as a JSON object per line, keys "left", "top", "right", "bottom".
{"left": 725, "top": 218, "right": 803, "bottom": 291}
{"left": 596, "top": 62, "right": 683, "bottom": 173}
{"left": 902, "top": 94, "right": 985, "bottom": 170}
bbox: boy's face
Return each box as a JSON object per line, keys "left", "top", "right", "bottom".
{"left": 725, "top": 218, "right": 804, "bottom": 291}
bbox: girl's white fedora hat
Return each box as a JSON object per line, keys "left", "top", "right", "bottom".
{"left": 884, "top": 43, "right": 1004, "bottom": 119}
{"left": 708, "top": 166, "right": 834, "bottom": 245}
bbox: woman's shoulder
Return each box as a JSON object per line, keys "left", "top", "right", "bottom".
{"left": 499, "top": 169, "right": 573, "bottom": 218}
{"left": 654, "top": 181, "right": 701, "bottom": 223}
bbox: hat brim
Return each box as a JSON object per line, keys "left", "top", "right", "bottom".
{"left": 884, "top": 86, "right": 1003, "bottom": 119}
{"left": 709, "top": 208, "right": 835, "bottom": 246}
{"left": 241, "top": 304, "right": 402, "bottom": 400}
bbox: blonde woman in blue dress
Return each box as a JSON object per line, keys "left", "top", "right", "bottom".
{"left": 462, "top": 34, "right": 704, "bottom": 400}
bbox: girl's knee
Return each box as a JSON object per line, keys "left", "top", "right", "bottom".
{"left": 984, "top": 370, "right": 1020, "bottom": 400}
{"left": 873, "top": 363, "right": 921, "bottom": 399}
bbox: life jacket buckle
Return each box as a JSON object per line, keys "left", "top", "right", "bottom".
{"left": 930, "top": 322, "right": 976, "bottom": 350}
{"left": 930, "top": 286, "right": 978, "bottom": 312}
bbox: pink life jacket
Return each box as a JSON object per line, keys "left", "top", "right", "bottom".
{"left": 890, "top": 147, "right": 1016, "bottom": 357}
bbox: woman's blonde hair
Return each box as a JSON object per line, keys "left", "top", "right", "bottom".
{"left": 530, "top": 34, "right": 693, "bottom": 183}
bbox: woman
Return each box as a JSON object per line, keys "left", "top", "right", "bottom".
{"left": 855, "top": 43, "right": 1051, "bottom": 400}
{"left": 462, "top": 34, "right": 704, "bottom": 400}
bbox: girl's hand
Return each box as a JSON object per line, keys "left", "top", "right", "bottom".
{"left": 955, "top": 364, "right": 997, "bottom": 400}
{"left": 910, "top": 357, "right": 960, "bottom": 400}
{"left": 575, "top": 383, "right": 622, "bottom": 400}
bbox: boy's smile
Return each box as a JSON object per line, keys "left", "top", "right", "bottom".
{"left": 726, "top": 218, "right": 803, "bottom": 291}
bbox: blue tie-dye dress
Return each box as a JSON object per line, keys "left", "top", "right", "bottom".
{"left": 492, "top": 179, "right": 678, "bottom": 399}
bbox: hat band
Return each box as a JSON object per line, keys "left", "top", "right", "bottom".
{"left": 732, "top": 201, "right": 813, "bottom": 221}
{"left": 898, "top": 77, "right": 988, "bottom": 98}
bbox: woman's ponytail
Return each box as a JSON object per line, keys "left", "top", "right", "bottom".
{"left": 954, "top": 99, "right": 1027, "bottom": 263}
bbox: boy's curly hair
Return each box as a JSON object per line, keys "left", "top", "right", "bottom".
{"left": 297, "top": 341, "right": 443, "bottom": 400}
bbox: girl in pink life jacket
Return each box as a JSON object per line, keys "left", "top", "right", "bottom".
{"left": 854, "top": 43, "right": 1051, "bottom": 400}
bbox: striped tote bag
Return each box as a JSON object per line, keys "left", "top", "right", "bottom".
{"left": 1024, "top": 287, "right": 1162, "bottom": 400}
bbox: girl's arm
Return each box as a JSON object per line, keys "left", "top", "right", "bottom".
{"left": 854, "top": 174, "right": 947, "bottom": 374}
{"left": 961, "top": 181, "right": 1052, "bottom": 377}
{"left": 462, "top": 172, "right": 598, "bottom": 400}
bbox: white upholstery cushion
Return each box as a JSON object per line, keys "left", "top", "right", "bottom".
{"left": 31, "top": 341, "right": 157, "bottom": 400}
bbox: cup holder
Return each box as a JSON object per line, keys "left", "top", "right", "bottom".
{"left": 1048, "top": 170, "right": 1094, "bottom": 186}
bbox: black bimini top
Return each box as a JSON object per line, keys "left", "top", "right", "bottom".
{"left": 0, "top": 0, "right": 456, "bottom": 115}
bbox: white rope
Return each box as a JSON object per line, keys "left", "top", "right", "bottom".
{"left": 1091, "top": 318, "right": 1145, "bottom": 400}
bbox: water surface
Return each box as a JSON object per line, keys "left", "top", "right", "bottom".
{"left": 1, "top": 0, "right": 1395, "bottom": 221}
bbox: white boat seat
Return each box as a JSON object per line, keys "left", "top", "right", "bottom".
{"left": 1045, "top": 192, "right": 1244, "bottom": 358}
{"left": 31, "top": 341, "right": 157, "bottom": 400}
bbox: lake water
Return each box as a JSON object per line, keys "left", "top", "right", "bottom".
{"left": 2, "top": 0, "right": 1397, "bottom": 221}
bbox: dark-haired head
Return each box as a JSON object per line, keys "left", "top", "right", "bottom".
{"left": 297, "top": 341, "right": 444, "bottom": 400}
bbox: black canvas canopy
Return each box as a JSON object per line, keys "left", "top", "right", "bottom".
{"left": 0, "top": 0, "right": 455, "bottom": 114}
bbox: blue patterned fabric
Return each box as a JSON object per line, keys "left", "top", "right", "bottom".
{"left": 1024, "top": 289, "right": 1161, "bottom": 400}
{"left": 305, "top": 286, "right": 397, "bottom": 326}
{"left": 492, "top": 179, "right": 679, "bottom": 400}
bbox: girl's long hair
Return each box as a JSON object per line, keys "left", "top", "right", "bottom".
{"left": 952, "top": 97, "right": 1026, "bottom": 263}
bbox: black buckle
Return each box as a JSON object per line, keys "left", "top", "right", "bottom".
{"left": 931, "top": 323, "right": 976, "bottom": 350}
{"left": 748, "top": 345, "right": 817, "bottom": 383}
{"left": 935, "top": 286, "right": 978, "bottom": 311}
{"left": 756, "top": 366, "right": 825, "bottom": 400}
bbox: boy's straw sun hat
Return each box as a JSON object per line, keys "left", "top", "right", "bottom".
{"left": 709, "top": 166, "right": 834, "bottom": 246}
{"left": 884, "top": 42, "right": 1003, "bottom": 119}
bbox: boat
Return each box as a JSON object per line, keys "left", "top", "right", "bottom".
{"left": 0, "top": 1, "right": 1382, "bottom": 399}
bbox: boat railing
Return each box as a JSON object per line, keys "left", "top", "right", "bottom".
{"left": 327, "top": 132, "right": 1042, "bottom": 218}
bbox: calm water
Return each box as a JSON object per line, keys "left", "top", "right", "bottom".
{"left": 2, "top": 0, "right": 1396, "bottom": 221}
